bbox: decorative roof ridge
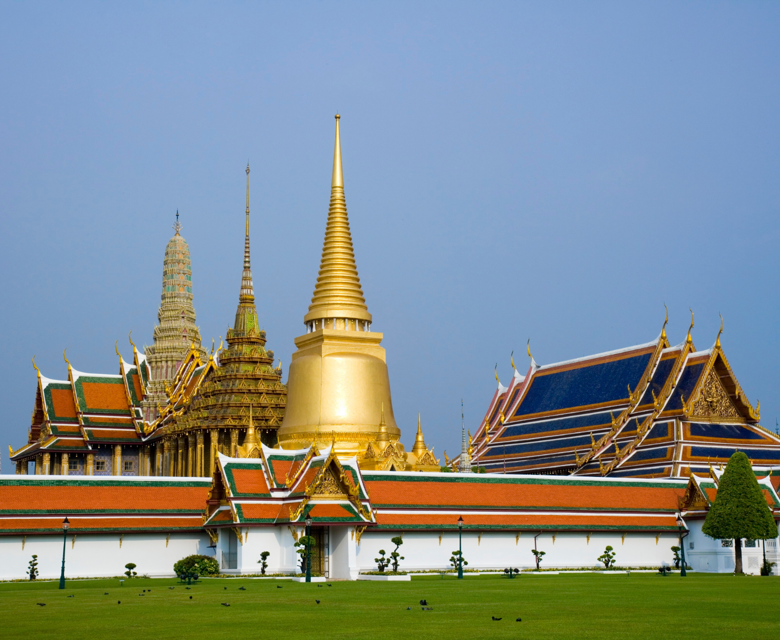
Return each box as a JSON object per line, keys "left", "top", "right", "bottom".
{"left": 70, "top": 368, "right": 124, "bottom": 381}
{"left": 361, "top": 469, "right": 688, "bottom": 485}
{"left": 535, "top": 338, "right": 659, "bottom": 371}
{"left": 39, "top": 374, "right": 70, "bottom": 387}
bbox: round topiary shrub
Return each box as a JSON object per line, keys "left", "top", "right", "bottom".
{"left": 173, "top": 554, "right": 219, "bottom": 577}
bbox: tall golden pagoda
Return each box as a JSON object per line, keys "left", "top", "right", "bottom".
{"left": 278, "top": 116, "right": 437, "bottom": 472}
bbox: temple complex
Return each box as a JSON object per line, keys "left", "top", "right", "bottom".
{"left": 472, "top": 314, "right": 780, "bottom": 478}
{"left": 141, "top": 213, "right": 207, "bottom": 422}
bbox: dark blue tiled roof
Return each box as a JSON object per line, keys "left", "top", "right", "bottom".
{"left": 485, "top": 434, "right": 592, "bottom": 457}
{"left": 666, "top": 362, "right": 705, "bottom": 411}
{"left": 639, "top": 357, "right": 676, "bottom": 405}
{"left": 690, "top": 446, "right": 780, "bottom": 462}
{"left": 502, "top": 411, "right": 613, "bottom": 439}
{"left": 609, "top": 465, "right": 670, "bottom": 477}
{"left": 645, "top": 422, "right": 672, "bottom": 441}
{"left": 627, "top": 446, "right": 673, "bottom": 462}
{"left": 688, "top": 423, "right": 768, "bottom": 441}
{"left": 483, "top": 452, "right": 577, "bottom": 470}
{"left": 515, "top": 351, "right": 653, "bottom": 417}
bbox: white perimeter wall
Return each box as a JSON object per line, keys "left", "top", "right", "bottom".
{"left": 0, "top": 532, "right": 210, "bottom": 581}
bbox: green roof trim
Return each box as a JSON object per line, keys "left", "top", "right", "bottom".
{"left": 362, "top": 473, "right": 687, "bottom": 490}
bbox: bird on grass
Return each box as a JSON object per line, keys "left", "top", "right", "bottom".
{"left": 67, "top": 595, "right": 74, "bottom": 598}
{"left": 516, "top": 618, "right": 522, "bottom": 622}
{"left": 104, "top": 592, "right": 109, "bottom": 595}
{"left": 118, "top": 601, "right": 121, "bottom": 605}
{"left": 419, "top": 599, "right": 428, "bottom": 606}
{"left": 36, "top": 603, "right": 46, "bottom": 607}
{"left": 406, "top": 607, "right": 411, "bottom": 611}
{"left": 221, "top": 603, "right": 230, "bottom": 607}
{"left": 316, "top": 600, "right": 320, "bottom": 604}
{"left": 327, "top": 584, "right": 332, "bottom": 587}
{"left": 224, "top": 587, "right": 227, "bottom": 590}
{"left": 239, "top": 586, "right": 246, "bottom": 591}
{"left": 168, "top": 587, "right": 175, "bottom": 590}
{"left": 189, "top": 596, "right": 193, "bottom": 600}
{"left": 317, "top": 585, "right": 323, "bottom": 588}
{"left": 138, "top": 594, "right": 144, "bottom": 597}
{"left": 186, "top": 587, "right": 191, "bottom": 590}
{"left": 276, "top": 585, "right": 283, "bottom": 589}
{"left": 491, "top": 617, "right": 502, "bottom": 621}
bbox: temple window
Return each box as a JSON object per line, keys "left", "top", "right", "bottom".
{"left": 68, "top": 458, "right": 78, "bottom": 471}
{"left": 95, "top": 460, "right": 107, "bottom": 472}
{"left": 123, "top": 460, "right": 135, "bottom": 473}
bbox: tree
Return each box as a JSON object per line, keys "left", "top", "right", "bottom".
{"left": 389, "top": 536, "right": 405, "bottom": 572}
{"left": 531, "top": 549, "right": 545, "bottom": 570}
{"left": 124, "top": 562, "right": 137, "bottom": 578}
{"left": 374, "top": 550, "right": 390, "bottom": 572}
{"left": 598, "top": 546, "right": 616, "bottom": 569}
{"left": 449, "top": 550, "right": 468, "bottom": 571}
{"left": 27, "top": 555, "right": 38, "bottom": 581}
{"left": 294, "top": 537, "right": 315, "bottom": 573}
{"left": 258, "top": 551, "right": 270, "bottom": 575}
{"left": 702, "top": 451, "right": 778, "bottom": 574}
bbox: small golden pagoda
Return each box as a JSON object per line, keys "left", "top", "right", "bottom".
{"left": 277, "top": 115, "right": 438, "bottom": 472}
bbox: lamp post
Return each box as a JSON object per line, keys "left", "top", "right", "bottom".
{"left": 457, "top": 516, "right": 464, "bottom": 579}
{"left": 59, "top": 517, "right": 69, "bottom": 589}
{"left": 305, "top": 513, "right": 312, "bottom": 583}
{"left": 676, "top": 514, "right": 687, "bottom": 577}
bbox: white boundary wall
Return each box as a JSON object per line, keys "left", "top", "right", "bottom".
{"left": 3, "top": 525, "right": 777, "bottom": 580}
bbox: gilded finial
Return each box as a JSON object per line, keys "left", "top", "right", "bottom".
{"left": 8, "top": 444, "right": 13, "bottom": 457}
{"left": 128, "top": 331, "right": 137, "bottom": 352}
{"left": 510, "top": 351, "right": 516, "bottom": 372}
{"left": 686, "top": 308, "right": 694, "bottom": 345}
{"left": 173, "top": 210, "right": 181, "bottom": 235}
{"left": 115, "top": 341, "right": 121, "bottom": 358}
{"left": 467, "top": 430, "right": 473, "bottom": 458}
{"left": 627, "top": 384, "right": 633, "bottom": 402}
{"left": 210, "top": 338, "right": 215, "bottom": 356}
{"left": 661, "top": 304, "right": 669, "bottom": 341}
{"left": 590, "top": 432, "right": 595, "bottom": 447}
{"left": 494, "top": 364, "right": 499, "bottom": 384}
{"left": 63, "top": 349, "right": 71, "bottom": 369}
{"left": 32, "top": 356, "right": 41, "bottom": 378}
{"left": 245, "top": 163, "right": 250, "bottom": 236}
{"left": 716, "top": 313, "right": 723, "bottom": 348}
{"left": 332, "top": 114, "right": 343, "bottom": 188}
{"left": 417, "top": 412, "right": 422, "bottom": 434}
{"left": 527, "top": 339, "right": 533, "bottom": 361}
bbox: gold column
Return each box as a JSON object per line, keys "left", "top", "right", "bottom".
{"left": 35, "top": 455, "right": 41, "bottom": 475}
{"left": 15, "top": 461, "right": 23, "bottom": 475}
{"left": 230, "top": 429, "right": 239, "bottom": 457}
{"left": 61, "top": 452, "right": 69, "bottom": 476}
{"left": 209, "top": 430, "right": 218, "bottom": 476}
{"left": 187, "top": 435, "right": 195, "bottom": 477}
{"left": 176, "top": 436, "right": 185, "bottom": 477}
{"left": 86, "top": 453, "right": 94, "bottom": 476}
{"left": 164, "top": 439, "right": 173, "bottom": 476}
{"left": 113, "top": 444, "right": 122, "bottom": 476}
{"left": 196, "top": 431, "right": 204, "bottom": 477}
{"left": 155, "top": 441, "right": 163, "bottom": 476}
{"left": 42, "top": 453, "right": 51, "bottom": 475}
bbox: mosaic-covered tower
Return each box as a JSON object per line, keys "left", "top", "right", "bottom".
{"left": 141, "top": 214, "right": 207, "bottom": 422}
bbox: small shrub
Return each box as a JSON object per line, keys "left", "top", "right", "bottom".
{"left": 531, "top": 549, "right": 546, "bottom": 570}
{"left": 390, "top": 536, "right": 405, "bottom": 573}
{"left": 761, "top": 558, "right": 776, "bottom": 576}
{"left": 375, "top": 550, "right": 390, "bottom": 572}
{"left": 449, "top": 550, "right": 468, "bottom": 571}
{"left": 27, "top": 555, "right": 38, "bottom": 581}
{"left": 258, "top": 551, "right": 270, "bottom": 575}
{"left": 173, "top": 554, "right": 219, "bottom": 578}
{"left": 671, "top": 546, "right": 681, "bottom": 569}
{"left": 598, "top": 545, "right": 616, "bottom": 569}
{"left": 124, "top": 562, "right": 137, "bottom": 578}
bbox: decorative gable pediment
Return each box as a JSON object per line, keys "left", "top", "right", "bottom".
{"left": 678, "top": 476, "right": 710, "bottom": 511}
{"left": 690, "top": 370, "right": 740, "bottom": 421}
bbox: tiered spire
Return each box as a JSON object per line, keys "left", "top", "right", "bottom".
{"left": 304, "top": 115, "right": 372, "bottom": 328}
{"left": 141, "top": 211, "right": 206, "bottom": 422}
{"left": 234, "top": 164, "right": 260, "bottom": 334}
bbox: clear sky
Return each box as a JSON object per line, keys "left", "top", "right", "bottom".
{"left": 1, "top": 2, "right": 779, "bottom": 470}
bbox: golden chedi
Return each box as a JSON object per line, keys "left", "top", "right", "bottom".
{"left": 278, "top": 115, "right": 439, "bottom": 472}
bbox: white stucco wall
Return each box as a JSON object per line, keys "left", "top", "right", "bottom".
{"left": 0, "top": 532, "right": 211, "bottom": 581}
{"left": 685, "top": 520, "right": 779, "bottom": 576}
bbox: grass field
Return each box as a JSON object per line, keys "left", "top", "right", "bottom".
{"left": 3, "top": 573, "right": 778, "bottom": 639}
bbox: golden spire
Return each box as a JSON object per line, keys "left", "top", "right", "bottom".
{"left": 716, "top": 313, "right": 723, "bottom": 348}
{"left": 244, "top": 404, "right": 259, "bottom": 447}
{"left": 661, "top": 304, "right": 669, "bottom": 342}
{"left": 240, "top": 163, "right": 254, "bottom": 304}
{"left": 686, "top": 308, "right": 694, "bottom": 345}
{"left": 32, "top": 356, "right": 41, "bottom": 379}
{"left": 412, "top": 413, "right": 427, "bottom": 457}
{"left": 304, "top": 115, "right": 372, "bottom": 326}
{"left": 375, "top": 403, "right": 389, "bottom": 449}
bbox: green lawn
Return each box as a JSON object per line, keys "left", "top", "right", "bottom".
{"left": 3, "top": 573, "right": 778, "bottom": 639}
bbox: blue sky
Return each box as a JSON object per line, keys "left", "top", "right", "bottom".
{"left": 1, "top": 2, "right": 779, "bottom": 469}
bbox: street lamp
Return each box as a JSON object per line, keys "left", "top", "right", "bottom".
{"left": 305, "top": 513, "right": 312, "bottom": 583}
{"left": 676, "top": 514, "right": 687, "bottom": 577}
{"left": 59, "top": 517, "right": 69, "bottom": 589}
{"left": 457, "top": 516, "right": 464, "bottom": 580}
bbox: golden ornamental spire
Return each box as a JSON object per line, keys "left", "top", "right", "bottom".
{"left": 304, "top": 115, "right": 372, "bottom": 327}
{"left": 240, "top": 163, "right": 254, "bottom": 304}
{"left": 412, "top": 413, "right": 426, "bottom": 457}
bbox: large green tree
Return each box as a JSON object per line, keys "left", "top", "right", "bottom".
{"left": 702, "top": 451, "right": 778, "bottom": 574}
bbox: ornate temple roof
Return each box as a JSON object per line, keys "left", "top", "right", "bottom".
{"left": 473, "top": 315, "right": 778, "bottom": 479}
{"left": 0, "top": 476, "right": 210, "bottom": 534}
